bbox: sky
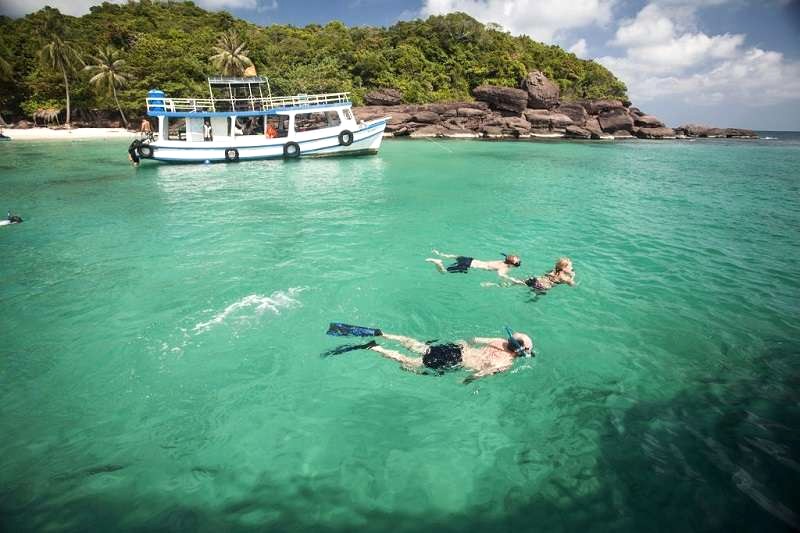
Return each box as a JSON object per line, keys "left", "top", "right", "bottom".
{"left": 2, "top": 0, "right": 799, "bottom": 130}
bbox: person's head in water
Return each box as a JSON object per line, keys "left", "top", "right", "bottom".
{"left": 504, "top": 254, "right": 522, "bottom": 267}
{"left": 554, "top": 257, "right": 573, "bottom": 274}
{"left": 507, "top": 332, "right": 533, "bottom": 357}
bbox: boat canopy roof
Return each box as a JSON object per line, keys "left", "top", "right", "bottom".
{"left": 208, "top": 76, "right": 268, "bottom": 86}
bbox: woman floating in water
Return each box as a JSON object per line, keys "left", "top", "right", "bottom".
{"left": 524, "top": 257, "right": 576, "bottom": 293}
{"left": 426, "top": 249, "right": 524, "bottom": 284}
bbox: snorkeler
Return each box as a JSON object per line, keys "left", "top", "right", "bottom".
{"left": 127, "top": 139, "right": 141, "bottom": 167}
{"left": 1, "top": 211, "right": 23, "bottom": 225}
{"left": 325, "top": 323, "right": 533, "bottom": 381}
{"left": 524, "top": 257, "right": 576, "bottom": 293}
{"left": 426, "top": 249, "right": 525, "bottom": 284}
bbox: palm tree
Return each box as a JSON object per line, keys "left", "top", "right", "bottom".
{"left": 209, "top": 30, "right": 253, "bottom": 77}
{"left": 84, "top": 46, "right": 130, "bottom": 128}
{"left": 39, "top": 35, "right": 81, "bottom": 127}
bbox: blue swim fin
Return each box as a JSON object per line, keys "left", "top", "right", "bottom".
{"left": 327, "top": 323, "right": 383, "bottom": 337}
{"left": 322, "top": 340, "right": 378, "bottom": 357}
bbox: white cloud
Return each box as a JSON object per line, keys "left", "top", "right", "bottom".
{"left": 598, "top": 2, "right": 800, "bottom": 107}
{"left": 568, "top": 38, "right": 588, "bottom": 57}
{"left": 420, "top": 0, "right": 617, "bottom": 42}
{"left": 0, "top": 0, "right": 274, "bottom": 18}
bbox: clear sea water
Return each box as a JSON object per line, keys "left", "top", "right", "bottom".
{"left": 1, "top": 133, "right": 799, "bottom": 532}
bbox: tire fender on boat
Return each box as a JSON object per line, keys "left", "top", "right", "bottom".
{"left": 224, "top": 148, "right": 240, "bottom": 162}
{"left": 138, "top": 144, "right": 154, "bottom": 158}
{"left": 338, "top": 130, "right": 353, "bottom": 146}
{"left": 283, "top": 142, "right": 300, "bottom": 158}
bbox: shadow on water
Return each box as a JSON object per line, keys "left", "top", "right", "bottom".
{"left": 2, "top": 344, "right": 798, "bottom": 533}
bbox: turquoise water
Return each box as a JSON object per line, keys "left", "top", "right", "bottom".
{"left": 1, "top": 135, "right": 799, "bottom": 532}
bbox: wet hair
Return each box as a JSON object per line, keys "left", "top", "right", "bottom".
{"left": 504, "top": 254, "right": 521, "bottom": 267}
{"left": 554, "top": 257, "right": 571, "bottom": 272}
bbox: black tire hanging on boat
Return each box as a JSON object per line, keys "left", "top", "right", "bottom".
{"left": 283, "top": 141, "right": 300, "bottom": 158}
{"left": 224, "top": 148, "right": 240, "bottom": 162}
{"left": 137, "top": 144, "right": 154, "bottom": 159}
{"left": 338, "top": 130, "right": 353, "bottom": 146}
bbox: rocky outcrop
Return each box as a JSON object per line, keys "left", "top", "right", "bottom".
{"left": 598, "top": 108, "right": 634, "bottom": 133}
{"left": 350, "top": 72, "right": 755, "bottom": 141}
{"left": 473, "top": 85, "right": 528, "bottom": 114}
{"left": 520, "top": 70, "right": 560, "bottom": 110}
{"left": 364, "top": 88, "right": 403, "bottom": 106}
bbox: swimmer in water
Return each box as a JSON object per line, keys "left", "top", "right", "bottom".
{"left": 2, "top": 211, "right": 23, "bottom": 225}
{"left": 524, "top": 257, "right": 576, "bottom": 293}
{"left": 127, "top": 139, "right": 141, "bottom": 167}
{"left": 426, "top": 249, "right": 525, "bottom": 284}
{"left": 326, "top": 325, "right": 533, "bottom": 382}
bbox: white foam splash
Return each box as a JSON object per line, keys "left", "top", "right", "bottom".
{"left": 193, "top": 288, "right": 305, "bottom": 333}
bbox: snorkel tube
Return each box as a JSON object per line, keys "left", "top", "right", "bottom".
{"left": 505, "top": 326, "right": 533, "bottom": 358}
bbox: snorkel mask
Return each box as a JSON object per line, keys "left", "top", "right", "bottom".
{"left": 505, "top": 326, "right": 533, "bottom": 357}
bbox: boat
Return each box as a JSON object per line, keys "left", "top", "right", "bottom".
{"left": 135, "top": 76, "right": 388, "bottom": 163}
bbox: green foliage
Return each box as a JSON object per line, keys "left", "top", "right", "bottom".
{"left": 20, "top": 95, "right": 62, "bottom": 117}
{"left": 0, "top": 2, "right": 628, "bottom": 119}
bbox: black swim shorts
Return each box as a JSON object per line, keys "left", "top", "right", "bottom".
{"left": 446, "top": 256, "right": 473, "bottom": 273}
{"left": 423, "top": 343, "right": 463, "bottom": 371}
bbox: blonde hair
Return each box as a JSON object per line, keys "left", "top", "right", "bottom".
{"left": 554, "top": 257, "right": 571, "bottom": 272}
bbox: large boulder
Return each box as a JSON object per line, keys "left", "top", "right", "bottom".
{"left": 409, "top": 124, "right": 447, "bottom": 138}
{"left": 634, "top": 114, "right": 665, "bottom": 128}
{"left": 584, "top": 116, "right": 603, "bottom": 136}
{"left": 364, "top": 88, "right": 403, "bottom": 106}
{"left": 549, "top": 113, "right": 574, "bottom": 129}
{"left": 473, "top": 85, "right": 528, "bottom": 114}
{"left": 565, "top": 125, "right": 591, "bottom": 139}
{"left": 634, "top": 127, "right": 676, "bottom": 139}
{"left": 598, "top": 108, "right": 634, "bottom": 133}
{"left": 387, "top": 112, "right": 412, "bottom": 125}
{"left": 520, "top": 70, "right": 560, "bottom": 110}
{"left": 411, "top": 110, "right": 441, "bottom": 124}
{"left": 581, "top": 99, "right": 624, "bottom": 115}
{"left": 677, "top": 124, "right": 712, "bottom": 137}
{"left": 522, "top": 109, "right": 552, "bottom": 129}
{"left": 557, "top": 103, "right": 588, "bottom": 126}
{"left": 724, "top": 128, "right": 758, "bottom": 138}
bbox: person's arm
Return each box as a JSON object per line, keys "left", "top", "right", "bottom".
{"left": 431, "top": 249, "right": 458, "bottom": 259}
{"left": 562, "top": 272, "right": 576, "bottom": 286}
{"left": 462, "top": 363, "right": 512, "bottom": 384}
{"left": 497, "top": 270, "right": 526, "bottom": 285}
{"left": 470, "top": 337, "right": 501, "bottom": 345}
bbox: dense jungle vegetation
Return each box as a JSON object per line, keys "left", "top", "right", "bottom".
{"left": 0, "top": 0, "right": 627, "bottom": 124}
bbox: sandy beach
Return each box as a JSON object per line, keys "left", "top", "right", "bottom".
{"left": 1, "top": 127, "right": 137, "bottom": 141}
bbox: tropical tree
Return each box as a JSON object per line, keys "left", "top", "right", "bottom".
{"left": 39, "top": 35, "right": 81, "bottom": 127}
{"left": 0, "top": 55, "right": 12, "bottom": 81}
{"left": 84, "top": 46, "right": 130, "bottom": 127}
{"left": 209, "top": 30, "right": 253, "bottom": 77}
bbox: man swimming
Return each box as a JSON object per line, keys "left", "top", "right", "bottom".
{"left": 326, "top": 324, "right": 533, "bottom": 381}
{"left": 426, "top": 249, "right": 525, "bottom": 284}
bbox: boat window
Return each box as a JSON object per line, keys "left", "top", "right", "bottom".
{"left": 234, "top": 116, "right": 265, "bottom": 136}
{"left": 266, "top": 115, "right": 290, "bottom": 138}
{"left": 342, "top": 109, "right": 353, "bottom": 121}
{"left": 294, "top": 111, "right": 341, "bottom": 132}
{"left": 167, "top": 118, "right": 186, "bottom": 141}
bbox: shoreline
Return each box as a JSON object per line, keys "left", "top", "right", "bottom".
{"left": 0, "top": 127, "right": 136, "bottom": 141}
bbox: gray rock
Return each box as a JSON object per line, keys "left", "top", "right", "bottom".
{"left": 565, "top": 125, "right": 591, "bottom": 139}
{"left": 411, "top": 111, "right": 441, "bottom": 124}
{"left": 409, "top": 124, "right": 447, "bottom": 138}
{"left": 613, "top": 130, "right": 635, "bottom": 139}
{"left": 634, "top": 127, "right": 676, "bottom": 139}
{"left": 581, "top": 99, "right": 624, "bottom": 115}
{"left": 364, "top": 88, "right": 403, "bottom": 106}
{"left": 473, "top": 85, "right": 529, "bottom": 114}
{"left": 724, "top": 128, "right": 758, "bottom": 138}
{"left": 598, "top": 108, "right": 634, "bottom": 132}
{"left": 522, "top": 109, "right": 551, "bottom": 128}
{"left": 550, "top": 113, "right": 574, "bottom": 129}
{"left": 634, "top": 115, "right": 665, "bottom": 128}
{"left": 457, "top": 107, "right": 487, "bottom": 118}
{"left": 557, "top": 103, "right": 587, "bottom": 126}
{"left": 387, "top": 112, "right": 412, "bottom": 125}
{"left": 584, "top": 117, "right": 603, "bottom": 137}
{"left": 520, "top": 70, "right": 560, "bottom": 110}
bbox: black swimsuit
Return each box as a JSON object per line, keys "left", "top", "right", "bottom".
{"left": 446, "top": 256, "right": 473, "bottom": 273}
{"left": 423, "top": 343, "right": 463, "bottom": 372}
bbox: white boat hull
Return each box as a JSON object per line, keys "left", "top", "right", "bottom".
{"left": 144, "top": 119, "right": 387, "bottom": 163}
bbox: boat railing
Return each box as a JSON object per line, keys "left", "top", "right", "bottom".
{"left": 147, "top": 92, "right": 351, "bottom": 114}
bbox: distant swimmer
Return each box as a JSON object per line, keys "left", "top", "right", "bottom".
{"left": 426, "top": 249, "right": 524, "bottom": 284}
{"left": 325, "top": 323, "right": 533, "bottom": 381}
{"left": 524, "top": 257, "right": 576, "bottom": 293}
{"left": 1, "top": 211, "right": 23, "bottom": 226}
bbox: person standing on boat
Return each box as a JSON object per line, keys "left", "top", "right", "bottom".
{"left": 203, "top": 119, "right": 213, "bottom": 142}
{"left": 426, "top": 249, "right": 525, "bottom": 284}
